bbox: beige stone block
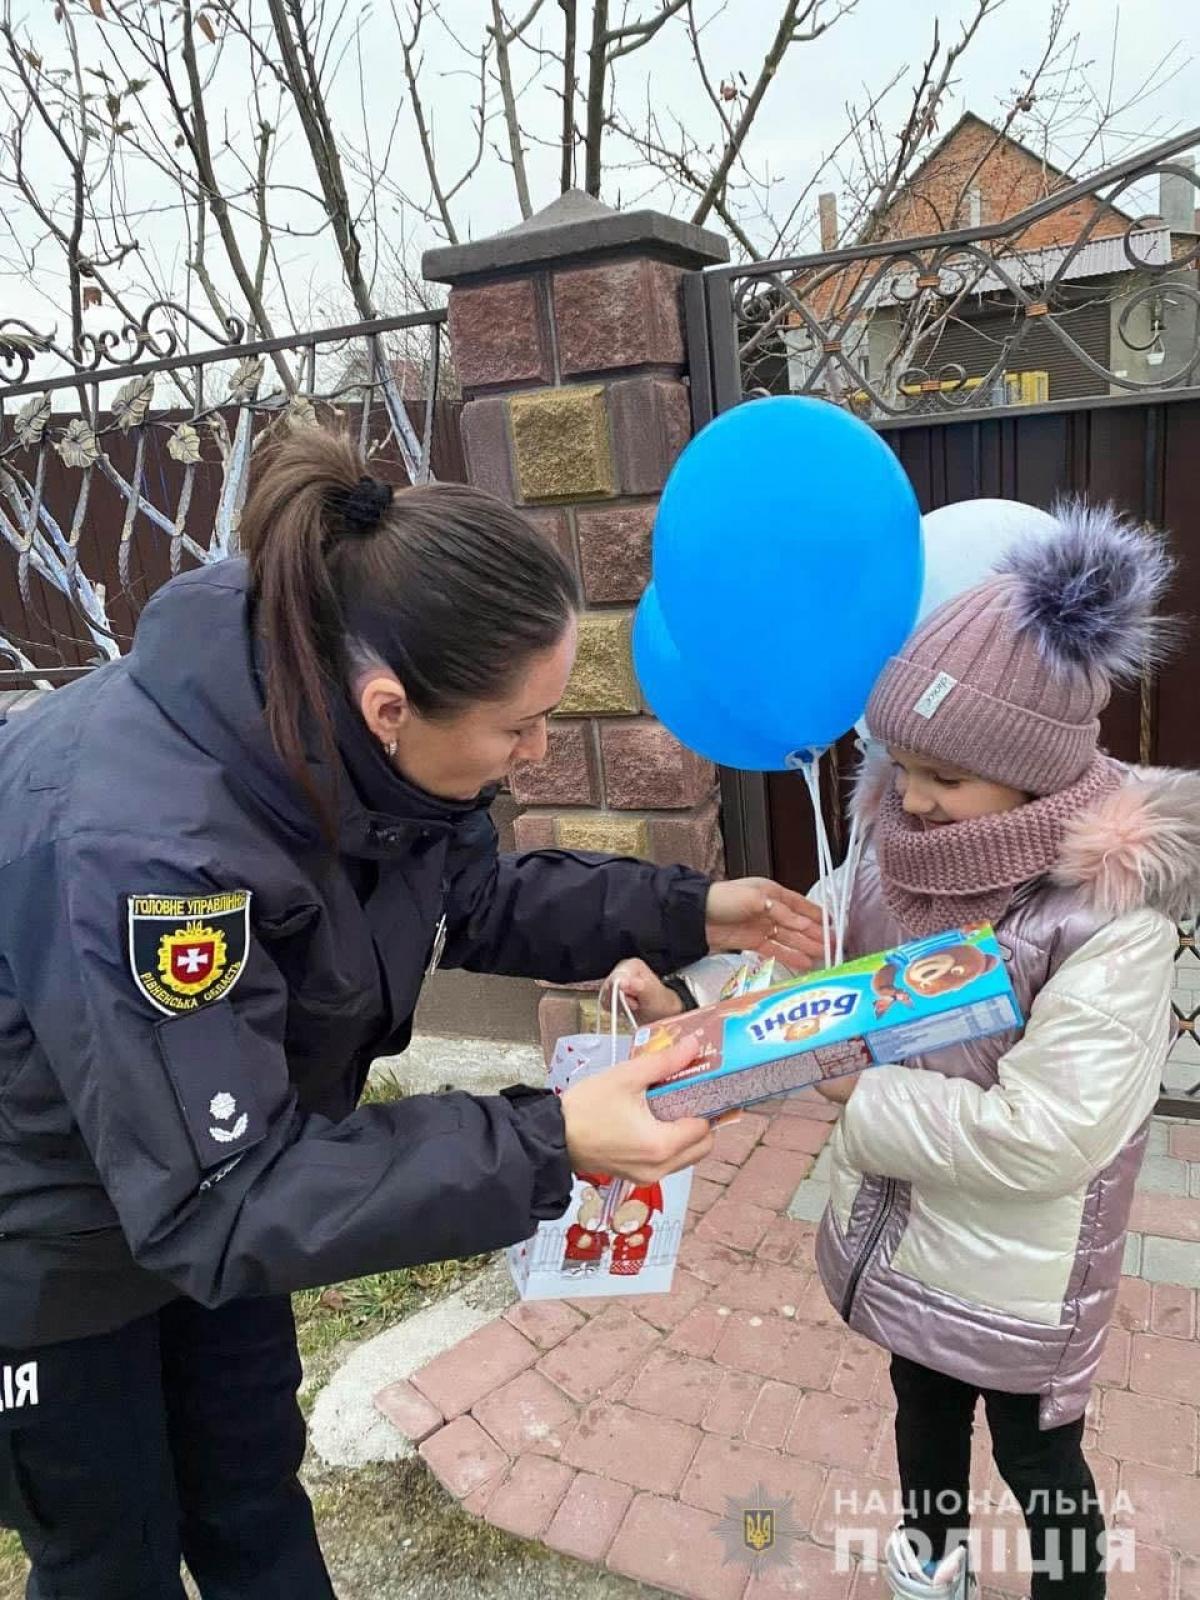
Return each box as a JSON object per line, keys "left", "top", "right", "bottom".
{"left": 557, "top": 613, "right": 638, "bottom": 715}
{"left": 511, "top": 385, "right": 614, "bottom": 503}
{"left": 557, "top": 813, "right": 650, "bottom": 857}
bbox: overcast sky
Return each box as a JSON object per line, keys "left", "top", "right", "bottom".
{"left": 1, "top": 0, "right": 1197, "bottom": 347}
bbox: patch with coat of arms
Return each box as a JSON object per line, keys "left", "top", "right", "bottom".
{"left": 127, "top": 891, "right": 252, "bottom": 1016}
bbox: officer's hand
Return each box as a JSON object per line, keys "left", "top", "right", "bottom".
{"left": 599, "top": 958, "right": 684, "bottom": 1024}
{"left": 705, "top": 878, "right": 827, "bottom": 969}
{"left": 561, "top": 1036, "right": 713, "bottom": 1183}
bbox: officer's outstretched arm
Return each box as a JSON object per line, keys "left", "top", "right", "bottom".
{"left": 7, "top": 833, "right": 572, "bottom": 1306}
{"left": 439, "top": 809, "right": 710, "bottom": 983}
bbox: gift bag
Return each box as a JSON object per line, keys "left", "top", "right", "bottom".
{"left": 507, "top": 991, "right": 692, "bottom": 1301}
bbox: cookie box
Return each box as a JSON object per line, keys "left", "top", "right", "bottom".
{"left": 635, "top": 924, "right": 1022, "bottom": 1122}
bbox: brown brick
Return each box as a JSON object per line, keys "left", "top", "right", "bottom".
{"left": 448, "top": 278, "right": 549, "bottom": 390}
{"left": 511, "top": 720, "right": 599, "bottom": 807}
{"left": 511, "top": 385, "right": 614, "bottom": 503}
{"left": 607, "top": 377, "right": 691, "bottom": 496}
{"left": 557, "top": 813, "right": 649, "bottom": 856}
{"left": 512, "top": 812, "right": 557, "bottom": 851}
{"left": 538, "top": 992, "right": 581, "bottom": 1062}
{"left": 600, "top": 719, "right": 714, "bottom": 811}
{"left": 523, "top": 507, "right": 575, "bottom": 570}
{"left": 460, "top": 397, "right": 515, "bottom": 500}
{"left": 558, "top": 612, "right": 639, "bottom": 715}
{"left": 577, "top": 505, "right": 654, "bottom": 603}
{"left": 554, "top": 260, "right": 685, "bottom": 375}
{"left": 647, "top": 797, "right": 723, "bottom": 874}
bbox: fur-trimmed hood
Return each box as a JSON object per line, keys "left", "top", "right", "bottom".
{"left": 852, "top": 748, "right": 1200, "bottom": 923}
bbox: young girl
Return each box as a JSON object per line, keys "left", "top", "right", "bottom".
{"left": 605, "top": 504, "right": 1200, "bottom": 1599}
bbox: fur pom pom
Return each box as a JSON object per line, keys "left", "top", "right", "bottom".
{"left": 996, "top": 499, "right": 1176, "bottom": 683}
{"left": 1055, "top": 768, "right": 1200, "bottom": 921}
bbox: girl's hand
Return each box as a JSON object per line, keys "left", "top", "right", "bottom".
{"left": 815, "top": 1073, "right": 861, "bottom": 1104}
{"left": 561, "top": 1035, "right": 714, "bottom": 1183}
{"left": 705, "top": 878, "right": 827, "bottom": 970}
{"left": 599, "top": 958, "right": 684, "bottom": 1024}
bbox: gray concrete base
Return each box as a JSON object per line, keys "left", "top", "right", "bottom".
{"left": 373, "top": 1035, "right": 546, "bottom": 1100}
{"left": 309, "top": 1258, "right": 518, "bottom": 1468}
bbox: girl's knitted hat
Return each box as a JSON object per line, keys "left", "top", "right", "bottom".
{"left": 866, "top": 501, "right": 1175, "bottom": 796}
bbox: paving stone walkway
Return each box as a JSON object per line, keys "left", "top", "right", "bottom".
{"left": 376, "top": 1091, "right": 1200, "bottom": 1600}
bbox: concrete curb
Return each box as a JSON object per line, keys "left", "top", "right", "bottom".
{"left": 372, "top": 1035, "right": 545, "bottom": 1100}
{"left": 309, "top": 1257, "right": 518, "bottom": 1468}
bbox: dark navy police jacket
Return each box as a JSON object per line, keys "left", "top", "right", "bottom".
{"left": 0, "top": 562, "right": 709, "bottom": 1347}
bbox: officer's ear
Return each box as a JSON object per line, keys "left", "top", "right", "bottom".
{"left": 356, "top": 669, "right": 411, "bottom": 749}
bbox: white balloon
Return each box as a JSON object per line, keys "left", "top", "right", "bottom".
{"left": 918, "top": 498, "right": 1060, "bottom": 624}
{"left": 855, "top": 498, "right": 1061, "bottom": 746}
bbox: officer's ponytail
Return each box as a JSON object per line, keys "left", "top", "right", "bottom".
{"left": 242, "top": 428, "right": 580, "bottom": 840}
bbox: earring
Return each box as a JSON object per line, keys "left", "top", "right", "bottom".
{"left": 384, "top": 739, "right": 398, "bottom": 759}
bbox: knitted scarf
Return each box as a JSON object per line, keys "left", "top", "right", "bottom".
{"left": 874, "top": 753, "right": 1125, "bottom": 939}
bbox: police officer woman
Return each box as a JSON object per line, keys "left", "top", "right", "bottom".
{"left": 0, "top": 427, "right": 820, "bottom": 1598}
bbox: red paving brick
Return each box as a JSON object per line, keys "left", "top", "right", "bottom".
{"left": 745, "top": 1381, "right": 801, "bottom": 1451}
{"left": 472, "top": 1368, "right": 578, "bottom": 1457}
{"left": 744, "top": 1539, "right": 857, "bottom": 1597}
{"left": 502, "top": 1299, "right": 585, "bottom": 1349}
{"left": 536, "top": 1304, "right": 660, "bottom": 1402}
{"left": 560, "top": 1400, "right": 702, "bottom": 1494}
{"left": 698, "top": 1195, "right": 777, "bottom": 1252}
{"left": 690, "top": 1175, "right": 726, "bottom": 1215}
{"left": 1113, "top": 1277, "right": 1153, "bottom": 1334}
{"left": 715, "top": 1312, "right": 842, "bottom": 1390}
{"left": 483, "top": 1454, "right": 574, "bottom": 1539}
{"left": 1150, "top": 1282, "right": 1196, "bottom": 1340}
{"left": 625, "top": 1347, "right": 716, "bottom": 1426}
{"left": 831, "top": 1338, "right": 889, "bottom": 1403}
{"left": 393, "top": 1097, "right": 1200, "bottom": 1600}
{"left": 373, "top": 1378, "right": 443, "bottom": 1443}
{"left": 544, "top": 1470, "right": 634, "bottom": 1563}
{"left": 703, "top": 1369, "right": 766, "bottom": 1437}
{"left": 696, "top": 1156, "right": 741, "bottom": 1186}
{"left": 712, "top": 1112, "right": 772, "bottom": 1165}
{"left": 756, "top": 1220, "right": 818, "bottom": 1267}
{"left": 723, "top": 1261, "right": 813, "bottom": 1318}
{"left": 636, "top": 1267, "right": 712, "bottom": 1332}
{"left": 1096, "top": 1326, "right": 1131, "bottom": 1388}
{"left": 1130, "top": 1191, "right": 1200, "bottom": 1243}
{"left": 811, "top": 1469, "right": 899, "bottom": 1551}
{"left": 1105, "top": 1540, "right": 1177, "bottom": 1600}
{"left": 607, "top": 1492, "right": 750, "bottom": 1600}
{"left": 669, "top": 1300, "right": 736, "bottom": 1360}
{"left": 1119, "top": 1461, "right": 1200, "bottom": 1557}
{"left": 1129, "top": 1331, "right": 1200, "bottom": 1404}
{"left": 679, "top": 1234, "right": 748, "bottom": 1286}
{"left": 1100, "top": 1389, "right": 1198, "bottom": 1473}
{"left": 411, "top": 1320, "right": 537, "bottom": 1418}
{"left": 726, "top": 1147, "right": 816, "bottom": 1211}
{"left": 1169, "top": 1126, "right": 1200, "bottom": 1162}
{"left": 762, "top": 1116, "right": 834, "bottom": 1155}
{"left": 785, "top": 1392, "right": 885, "bottom": 1471}
{"left": 680, "top": 1433, "right": 827, "bottom": 1528}
{"left": 771, "top": 1089, "right": 840, "bottom": 1122}
{"left": 419, "top": 1415, "right": 509, "bottom": 1499}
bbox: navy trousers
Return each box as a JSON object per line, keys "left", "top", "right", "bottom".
{"left": 0, "top": 1295, "right": 334, "bottom": 1599}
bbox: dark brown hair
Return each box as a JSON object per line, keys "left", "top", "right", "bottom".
{"left": 242, "top": 427, "right": 580, "bottom": 836}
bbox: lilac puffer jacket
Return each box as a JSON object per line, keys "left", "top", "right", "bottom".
{"left": 682, "top": 764, "right": 1198, "bottom": 1429}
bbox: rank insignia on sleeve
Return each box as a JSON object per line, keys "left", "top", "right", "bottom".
{"left": 127, "top": 891, "right": 252, "bottom": 1016}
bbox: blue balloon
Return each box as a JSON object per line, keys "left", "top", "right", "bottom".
{"left": 653, "top": 396, "right": 922, "bottom": 761}
{"left": 633, "top": 586, "right": 784, "bottom": 769}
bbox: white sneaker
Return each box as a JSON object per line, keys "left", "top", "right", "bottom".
{"left": 884, "top": 1525, "right": 973, "bottom": 1599}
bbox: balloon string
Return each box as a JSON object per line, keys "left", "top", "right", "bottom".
{"left": 799, "top": 750, "right": 866, "bottom": 969}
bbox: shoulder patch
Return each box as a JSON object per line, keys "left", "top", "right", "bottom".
{"left": 127, "top": 891, "right": 252, "bottom": 1016}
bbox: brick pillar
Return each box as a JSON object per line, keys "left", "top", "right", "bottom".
{"left": 423, "top": 191, "right": 730, "bottom": 1056}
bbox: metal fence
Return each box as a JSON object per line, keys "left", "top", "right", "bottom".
{"left": 683, "top": 128, "right": 1200, "bottom": 1119}
{"left": 0, "top": 304, "right": 459, "bottom": 689}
